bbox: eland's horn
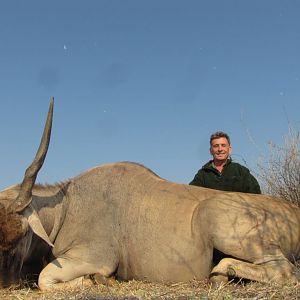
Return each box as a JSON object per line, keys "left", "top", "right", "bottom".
{"left": 8, "top": 98, "right": 54, "bottom": 213}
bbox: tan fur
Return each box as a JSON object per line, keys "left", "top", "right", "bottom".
{"left": 0, "top": 185, "right": 19, "bottom": 202}
{"left": 1, "top": 162, "right": 300, "bottom": 290}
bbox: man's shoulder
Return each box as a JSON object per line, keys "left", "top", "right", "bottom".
{"left": 201, "top": 160, "right": 214, "bottom": 171}
{"left": 228, "top": 161, "right": 251, "bottom": 173}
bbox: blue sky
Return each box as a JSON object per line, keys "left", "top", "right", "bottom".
{"left": 0, "top": 1, "right": 299, "bottom": 189}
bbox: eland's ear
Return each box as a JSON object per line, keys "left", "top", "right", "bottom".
{"left": 23, "top": 206, "right": 54, "bottom": 248}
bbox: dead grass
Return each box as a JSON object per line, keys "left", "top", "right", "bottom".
{"left": 1, "top": 279, "right": 300, "bottom": 300}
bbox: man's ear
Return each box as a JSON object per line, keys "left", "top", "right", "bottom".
{"left": 229, "top": 146, "right": 232, "bottom": 155}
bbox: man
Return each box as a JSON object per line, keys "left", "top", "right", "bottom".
{"left": 190, "top": 131, "right": 261, "bottom": 194}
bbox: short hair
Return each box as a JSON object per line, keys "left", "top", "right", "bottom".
{"left": 210, "top": 131, "right": 231, "bottom": 146}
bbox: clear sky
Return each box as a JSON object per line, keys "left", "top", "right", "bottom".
{"left": 0, "top": 1, "right": 299, "bottom": 189}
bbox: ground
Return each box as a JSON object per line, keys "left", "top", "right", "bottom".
{"left": 1, "top": 279, "right": 300, "bottom": 300}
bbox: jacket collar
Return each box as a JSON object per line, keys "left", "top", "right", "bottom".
{"left": 202, "top": 158, "right": 232, "bottom": 171}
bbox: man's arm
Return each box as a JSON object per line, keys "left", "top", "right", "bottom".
{"left": 248, "top": 173, "right": 261, "bottom": 194}
{"left": 189, "top": 170, "right": 205, "bottom": 187}
{"left": 243, "top": 169, "right": 261, "bottom": 194}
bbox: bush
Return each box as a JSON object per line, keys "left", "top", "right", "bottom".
{"left": 258, "top": 125, "right": 300, "bottom": 206}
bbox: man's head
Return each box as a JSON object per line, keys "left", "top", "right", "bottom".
{"left": 209, "top": 131, "right": 232, "bottom": 164}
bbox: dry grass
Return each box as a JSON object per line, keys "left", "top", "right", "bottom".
{"left": 1, "top": 279, "right": 300, "bottom": 300}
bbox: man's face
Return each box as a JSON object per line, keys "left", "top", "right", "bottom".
{"left": 210, "top": 137, "right": 232, "bottom": 162}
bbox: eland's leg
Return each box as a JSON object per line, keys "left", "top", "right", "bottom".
{"left": 38, "top": 249, "right": 119, "bottom": 291}
{"left": 209, "top": 256, "right": 300, "bottom": 284}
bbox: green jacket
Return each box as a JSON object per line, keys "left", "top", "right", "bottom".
{"left": 189, "top": 159, "right": 261, "bottom": 194}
